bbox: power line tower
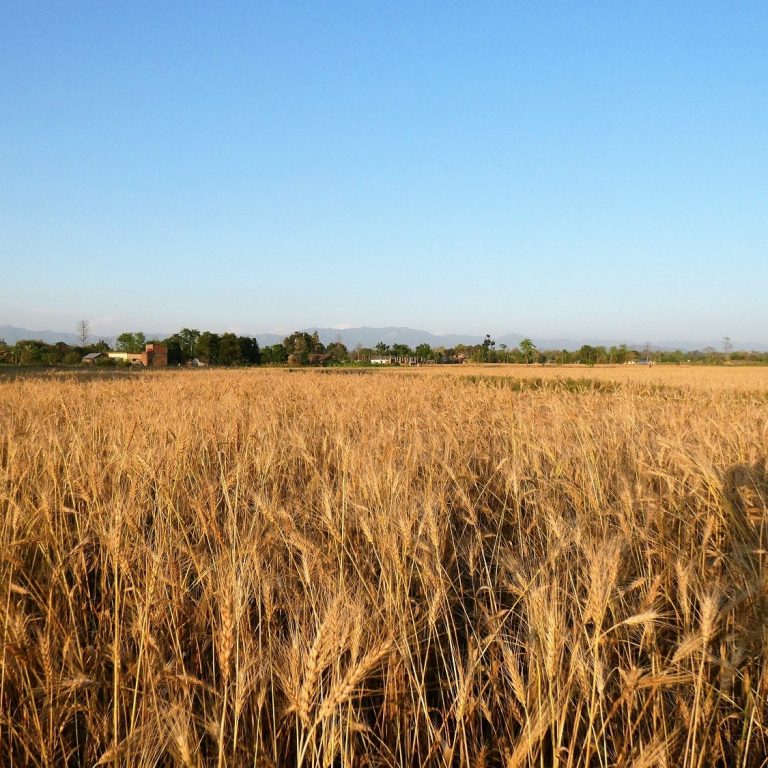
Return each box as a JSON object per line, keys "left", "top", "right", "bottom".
{"left": 723, "top": 336, "right": 732, "bottom": 362}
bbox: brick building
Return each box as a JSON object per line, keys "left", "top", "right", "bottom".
{"left": 108, "top": 343, "right": 168, "bottom": 367}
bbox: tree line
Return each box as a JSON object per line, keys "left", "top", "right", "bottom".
{"left": 162, "top": 329, "right": 261, "bottom": 365}
{"left": 2, "top": 330, "right": 768, "bottom": 367}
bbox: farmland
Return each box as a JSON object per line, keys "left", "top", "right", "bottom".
{"left": 1, "top": 368, "right": 766, "bottom": 766}
{"left": 376, "top": 362, "right": 768, "bottom": 392}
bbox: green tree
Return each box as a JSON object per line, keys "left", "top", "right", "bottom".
{"left": 326, "top": 339, "right": 348, "bottom": 362}
{"left": 375, "top": 341, "right": 389, "bottom": 355}
{"left": 115, "top": 333, "right": 132, "bottom": 352}
{"left": 263, "top": 344, "right": 288, "bottom": 364}
{"left": 116, "top": 332, "right": 146, "bottom": 353}
{"left": 310, "top": 331, "right": 324, "bottom": 353}
{"left": 238, "top": 336, "right": 261, "bottom": 365}
{"left": 473, "top": 334, "right": 496, "bottom": 363}
{"left": 357, "top": 347, "right": 374, "bottom": 361}
{"left": 415, "top": 343, "right": 432, "bottom": 360}
{"left": 519, "top": 338, "right": 537, "bottom": 364}
{"left": 218, "top": 333, "right": 242, "bottom": 365}
{"left": 610, "top": 344, "right": 629, "bottom": 364}
{"left": 177, "top": 328, "right": 200, "bottom": 358}
{"left": 391, "top": 343, "right": 413, "bottom": 358}
{"left": 578, "top": 344, "right": 598, "bottom": 365}
{"left": 197, "top": 332, "right": 220, "bottom": 364}
{"left": 44, "top": 346, "right": 64, "bottom": 365}
{"left": 163, "top": 333, "right": 186, "bottom": 365}
{"left": 283, "top": 332, "right": 315, "bottom": 363}
{"left": 15, "top": 340, "right": 47, "bottom": 365}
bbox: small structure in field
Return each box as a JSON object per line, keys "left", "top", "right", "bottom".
{"left": 371, "top": 355, "right": 424, "bottom": 366}
{"left": 287, "top": 353, "right": 333, "bottom": 366}
{"left": 82, "top": 352, "right": 103, "bottom": 364}
{"left": 107, "top": 343, "right": 168, "bottom": 368}
{"left": 144, "top": 343, "right": 167, "bottom": 367}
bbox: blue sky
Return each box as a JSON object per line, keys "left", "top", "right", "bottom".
{"left": 1, "top": 2, "right": 767, "bottom": 343}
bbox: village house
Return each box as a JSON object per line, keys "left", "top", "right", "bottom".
{"left": 287, "top": 352, "right": 333, "bottom": 366}
{"left": 370, "top": 355, "right": 424, "bottom": 366}
{"left": 107, "top": 343, "right": 168, "bottom": 367}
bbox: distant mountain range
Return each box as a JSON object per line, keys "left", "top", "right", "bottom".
{"left": 0, "top": 326, "right": 167, "bottom": 348}
{"left": 0, "top": 325, "right": 113, "bottom": 346}
{"left": 279, "top": 327, "right": 501, "bottom": 349}
{"left": 2, "top": 324, "right": 766, "bottom": 352}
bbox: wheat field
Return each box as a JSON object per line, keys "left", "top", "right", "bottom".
{"left": 1, "top": 368, "right": 766, "bottom": 766}
{"left": 379, "top": 363, "right": 768, "bottom": 392}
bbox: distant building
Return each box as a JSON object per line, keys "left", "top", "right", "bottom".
{"left": 307, "top": 353, "right": 332, "bottom": 365}
{"left": 82, "top": 352, "right": 103, "bottom": 364}
{"left": 144, "top": 343, "right": 167, "bottom": 367}
{"left": 107, "top": 352, "right": 139, "bottom": 364}
{"left": 107, "top": 343, "right": 168, "bottom": 368}
{"left": 287, "top": 352, "right": 333, "bottom": 366}
{"left": 371, "top": 355, "right": 424, "bottom": 366}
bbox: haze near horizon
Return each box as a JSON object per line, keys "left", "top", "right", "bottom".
{"left": 1, "top": 2, "right": 766, "bottom": 341}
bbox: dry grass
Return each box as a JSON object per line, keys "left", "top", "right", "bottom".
{"left": 380, "top": 362, "right": 768, "bottom": 393}
{"left": 1, "top": 368, "right": 766, "bottom": 766}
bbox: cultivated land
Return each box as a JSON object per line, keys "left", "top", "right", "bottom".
{"left": 1, "top": 369, "right": 766, "bottom": 766}
{"left": 383, "top": 363, "right": 768, "bottom": 392}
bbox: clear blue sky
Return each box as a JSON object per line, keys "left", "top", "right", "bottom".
{"left": 2, "top": 2, "right": 767, "bottom": 343}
